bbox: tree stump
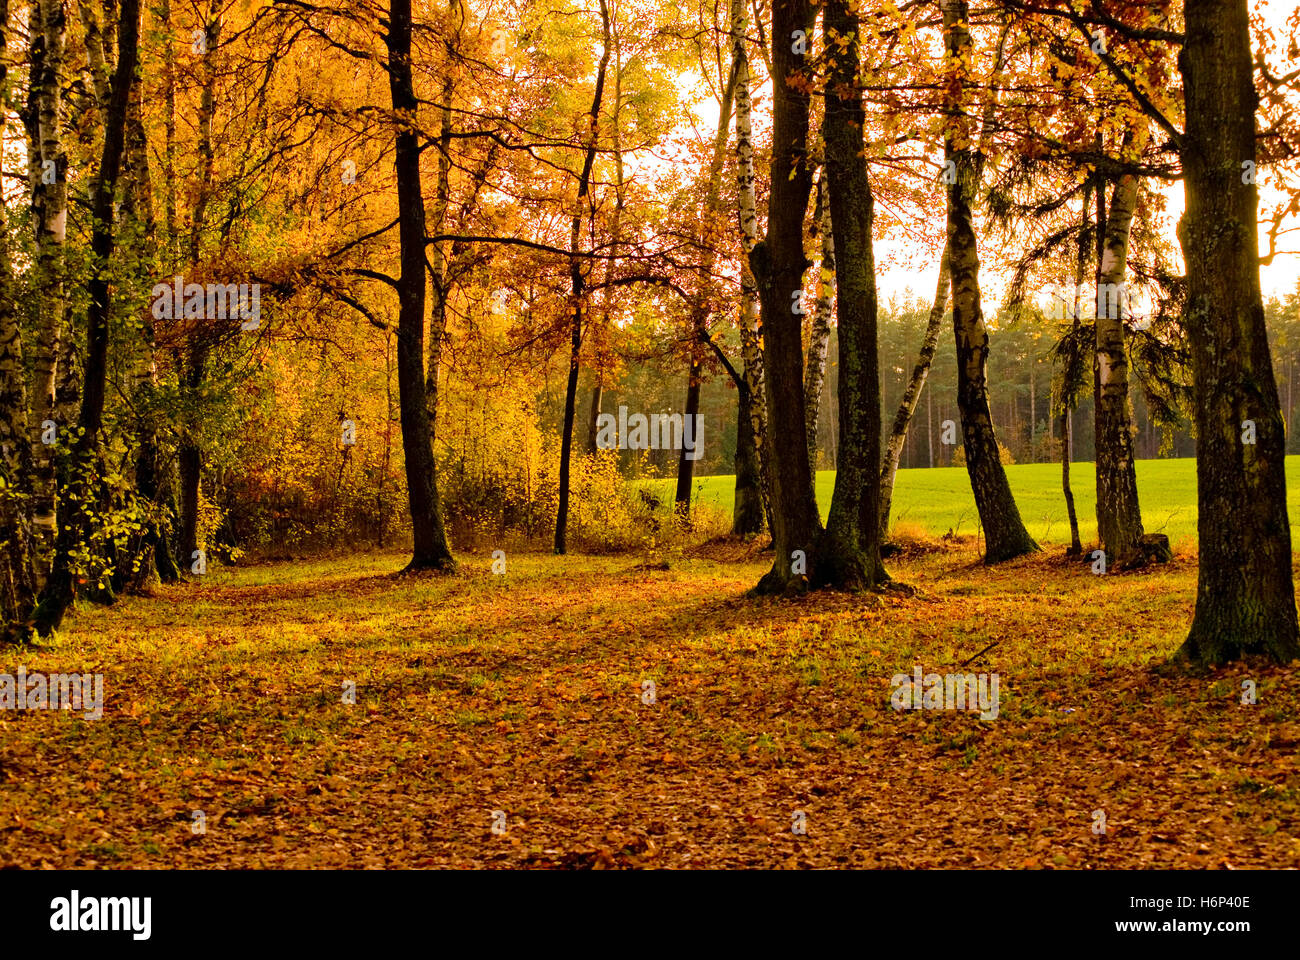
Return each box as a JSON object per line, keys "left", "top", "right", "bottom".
{"left": 1117, "top": 533, "right": 1173, "bottom": 571}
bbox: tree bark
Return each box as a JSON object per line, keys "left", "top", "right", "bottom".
{"left": 750, "top": 0, "right": 819, "bottom": 593}
{"left": 1061, "top": 407, "right": 1082, "bottom": 555}
{"left": 388, "top": 0, "right": 454, "bottom": 571}
{"left": 818, "top": 0, "right": 887, "bottom": 589}
{"left": 942, "top": 0, "right": 1038, "bottom": 563}
{"left": 0, "top": 0, "right": 34, "bottom": 633}
{"left": 1175, "top": 0, "right": 1299, "bottom": 664}
{"left": 731, "top": 0, "right": 769, "bottom": 537}
{"left": 585, "top": 384, "right": 603, "bottom": 454}
{"left": 424, "top": 0, "right": 459, "bottom": 444}
{"left": 175, "top": 0, "right": 221, "bottom": 566}
{"left": 1059, "top": 179, "right": 1094, "bottom": 557}
{"left": 1094, "top": 145, "right": 1147, "bottom": 563}
{"left": 24, "top": 0, "right": 67, "bottom": 569}
{"left": 803, "top": 173, "right": 834, "bottom": 480}
{"left": 880, "top": 244, "right": 950, "bottom": 539}
{"left": 588, "top": 30, "right": 625, "bottom": 460}
{"left": 674, "top": 362, "right": 702, "bottom": 512}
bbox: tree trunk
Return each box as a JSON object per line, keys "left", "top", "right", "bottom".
{"left": 1094, "top": 147, "right": 1147, "bottom": 563}
{"left": 927, "top": 388, "right": 933, "bottom": 467}
{"left": 0, "top": 0, "right": 34, "bottom": 634}
{"left": 674, "top": 362, "right": 702, "bottom": 513}
{"left": 388, "top": 0, "right": 454, "bottom": 572}
{"left": 24, "top": 0, "right": 67, "bottom": 570}
{"left": 585, "top": 385, "right": 603, "bottom": 454}
{"left": 554, "top": 0, "right": 610, "bottom": 554}
{"left": 161, "top": 0, "right": 177, "bottom": 265}
{"left": 880, "top": 244, "right": 950, "bottom": 539}
{"left": 177, "top": 343, "right": 204, "bottom": 562}
{"left": 733, "top": 378, "right": 764, "bottom": 534}
{"left": 818, "top": 0, "right": 887, "bottom": 589}
{"left": 109, "top": 16, "right": 171, "bottom": 591}
{"left": 803, "top": 173, "right": 834, "bottom": 480}
{"left": 678, "top": 46, "right": 738, "bottom": 517}
{"left": 731, "top": 0, "right": 769, "bottom": 537}
{"left": 174, "top": 1, "right": 221, "bottom": 567}
{"left": 749, "top": 0, "right": 819, "bottom": 593}
{"left": 1175, "top": 0, "right": 1299, "bottom": 664}
{"left": 32, "top": 0, "right": 140, "bottom": 635}
{"left": 587, "top": 32, "right": 626, "bottom": 461}
{"left": 942, "top": 0, "right": 1038, "bottom": 563}
{"left": 1061, "top": 407, "right": 1082, "bottom": 555}
{"left": 1058, "top": 178, "right": 1093, "bottom": 557}
{"left": 424, "top": 0, "right": 459, "bottom": 452}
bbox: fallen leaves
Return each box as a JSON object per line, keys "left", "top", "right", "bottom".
{"left": 0, "top": 544, "right": 1295, "bottom": 868}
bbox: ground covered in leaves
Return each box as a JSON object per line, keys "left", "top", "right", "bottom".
{"left": 2, "top": 540, "right": 1297, "bottom": 868}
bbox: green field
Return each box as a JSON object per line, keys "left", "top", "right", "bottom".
{"left": 660, "top": 455, "right": 1300, "bottom": 547}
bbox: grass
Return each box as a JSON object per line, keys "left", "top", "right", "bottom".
{"left": 654, "top": 455, "right": 1300, "bottom": 546}
{"left": 2, "top": 543, "right": 1297, "bottom": 868}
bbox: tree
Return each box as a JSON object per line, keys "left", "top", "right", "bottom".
{"left": 677, "top": 16, "right": 739, "bottom": 517}
{"left": 0, "top": 0, "right": 35, "bottom": 633}
{"left": 387, "top": 0, "right": 455, "bottom": 572}
{"left": 25, "top": 0, "right": 72, "bottom": 567}
{"left": 1176, "top": 0, "right": 1299, "bottom": 664}
{"left": 879, "top": 244, "right": 949, "bottom": 540}
{"left": 817, "top": 0, "right": 887, "bottom": 589}
{"left": 803, "top": 173, "right": 833, "bottom": 481}
{"left": 554, "top": 0, "right": 611, "bottom": 554}
{"left": 749, "top": 0, "right": 819, "bottom": 594}
{"left": 942, "top": 0, "right": 1038, "bottom": 563}
{"left": 730, "top": 0, "right": 768, "bottom": 537}
{"left": 33, "top": 0, "right": 142, "bottom": 634}
{"left": 1093, "top": 140, "right": 1146, "bottom": 564}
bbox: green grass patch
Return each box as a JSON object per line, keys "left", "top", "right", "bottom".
{"left": 653, "top": 455, "right": 1300, "bottom": 546}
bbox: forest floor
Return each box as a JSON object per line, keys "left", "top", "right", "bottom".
{"left": 2, "top": 538, "right": 1298, "bottom": 868}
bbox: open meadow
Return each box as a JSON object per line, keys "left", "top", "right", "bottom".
{"left": 655, "top": 456, "right": 1300, "bottom": 549}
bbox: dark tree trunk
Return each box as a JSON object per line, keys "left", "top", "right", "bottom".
{"left": 749, "top": 0, "right": 819, "bottom": 593}
{"left": 554, "top": 0, "right": 610, "bottom": 555}
{"left": 818, "top": 0, "right": 887, "bottom": 589}
{"left": 733, "top": 378, "right": 764, "bottom": 534}
{"left": 943, "top": 0, "right": 1038, "bottom": 564}
{"left": 178, "top": 425, "right": 201, "bottom": 562}
{"left": 388, "top": 0, "right": 454, "bottom": 572}
{"left": 1061, "top": 407, "right": 1082, "bottom": 555}
{"left": 1058, "top": 178, "right": 1094, "bottom": 557}
{"left": 32, "top": 0, "right": 140, "bottom": 635}
{"left": 134, "top": 431, "right": 178, "bottom": 585}
{"left": 674, "top": 361, "right": 701, "bottom": 513}
{"left": 178, "top": 339, "right": 206, "bottom": 564}
{"left": 554, "top": 310, "right": 583, "bottom": 553}
{"left": 1175, "top": 0, "right": 1299, "bottom": 664}
{"left": 585, "top": 384, "right": 603, "bottom": 454}
{"left": 880, "top": 244, "right": 950, "bottom": 539}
